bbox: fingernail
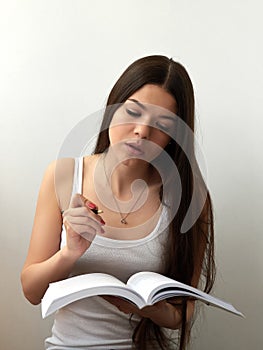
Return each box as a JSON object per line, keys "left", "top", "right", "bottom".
{"left": 100, "top": 219, "right": 106, "bottom": 225}
{"left": 87, "top": 202, "right": 97, "bottom": 210}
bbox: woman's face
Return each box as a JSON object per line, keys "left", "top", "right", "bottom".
{"left": 108, "top": 84, "right": 177, "bottom": 162}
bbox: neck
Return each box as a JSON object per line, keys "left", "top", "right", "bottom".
{"left": 102, "top": 151, "right": 154, "bottom": 200}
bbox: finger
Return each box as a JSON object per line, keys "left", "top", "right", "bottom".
{"left": 79, "top": 194, "right": 99, "bottom": 212}
{"left": 71, "top": 223, "right": 97, "bottom": 240}
{"left": 66, "top": 195, "right": 105, "bottom": 222}
{"left": 63, "top": 215, "right": 104, "bottom": 233}
{"left": 69, "top": 193, "right": 98, "bottom": 210}
{"left": 63, "top": 208, "right": 105, "bottom": 226}
{"left": 62, "top": 207, "right": 101, "bottom": 220}
{"left": 69, "top": 193, "right": 84, "bottom": 209}
{"left": 65, "top": 221, "right": 98, "bottom": 240}
{"left": 79, "top": 230, "right": 97, "bottom": 242}
{"left": 63, "top": 206, "right": 105, "bottom": 224}
{"left": 63, "top": 206, "right": 90, "bottom": 217}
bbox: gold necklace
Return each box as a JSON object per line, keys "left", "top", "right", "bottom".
{"left": 102, "top": 155, "right": 148, "bottom": 225}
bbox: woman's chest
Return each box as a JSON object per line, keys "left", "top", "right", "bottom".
{"left": 71, "top": 231, "right": 169, "bottom": 282}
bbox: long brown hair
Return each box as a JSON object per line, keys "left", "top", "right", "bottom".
{"left": 94, "top": 55, "right": 215, "bottom": 349}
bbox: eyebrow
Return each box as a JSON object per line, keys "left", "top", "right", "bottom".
{"left": 127, "top": 99, "right": 147, "bottom": 110}
{"left": 127, "top": 98, "right": 176, "bottom": 121}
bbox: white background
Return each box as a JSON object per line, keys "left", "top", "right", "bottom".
{"left": 1, "top": 1, "right": 262, "bottom": 349}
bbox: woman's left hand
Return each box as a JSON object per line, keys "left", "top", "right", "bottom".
{"left": 102, "top": 296, "right": 187, "bottom": 329}
{"left": 102, "top": 295, "right": 139, "bottom": 314}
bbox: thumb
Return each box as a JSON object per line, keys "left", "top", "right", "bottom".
{"left": 79, "top": 194, "right": 97, "bottom": 210}
{"left": 69, "top": 193, "right": 98, "bottom": 211}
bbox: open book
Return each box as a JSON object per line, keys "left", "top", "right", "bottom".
{"left": 41, "top": 271, "right": 243, "bottom": 318}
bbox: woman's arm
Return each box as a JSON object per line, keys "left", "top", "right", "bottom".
{"left": 21, "top": 160, "right": 103, "bottom": 305}
{"left": 102, "top": 296, "right": 195, "bottom": 329}
{"left": 141, "top": 299, "right": 195, "bottom": 329}
{"left": 21, "top": 161, "right": 78, "bottom": 304}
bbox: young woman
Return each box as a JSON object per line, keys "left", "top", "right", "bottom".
{"left": 21, "top": 55, "right": 215, "bottom": 349}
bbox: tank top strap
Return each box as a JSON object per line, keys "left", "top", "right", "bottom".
{"left": 71, "top": 157, "right": 84, "bottom": 196}
{"left": 61, "top": 157, "right": 84, "bottom": 249}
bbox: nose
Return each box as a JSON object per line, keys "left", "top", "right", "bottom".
{"left": 133, "top": 123, "right": 151, "bottom": 139}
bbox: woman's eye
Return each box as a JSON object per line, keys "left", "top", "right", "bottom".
{"left": 126, "top": 108, "right": 141, "bottom": 117}
{"left": 156, "top": 121, "right": 170, "bottom": 131}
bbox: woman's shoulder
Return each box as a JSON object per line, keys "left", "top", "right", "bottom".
{"left": 47, "top": 158, "right": 75, "bottom": 211}
{"left": 44, "top": 157, "right": 75, "bottom": 171}
{"left": 83, "top": 153, "right": 100, "bottom": 166}
{"left": 46, "top": 155, "right": 98, "bottom": 182}
{"left": 44, "top": 158, "right": 74, "bottom": 182}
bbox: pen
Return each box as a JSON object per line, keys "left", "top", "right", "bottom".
{"left": 90, "top": 208, "right": 103, "bottom": 215}
{"left": 61, "top": 207, "right": 103, "bottom": 215}
{"left": 61, "top": 195, "right": 103, "bottom": 215}
{"left": 80, "top": 194, "right": 103, "bottom": 215}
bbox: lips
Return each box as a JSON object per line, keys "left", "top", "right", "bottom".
{"left": 125, "top": 141, "right": 144, "bottom": 156}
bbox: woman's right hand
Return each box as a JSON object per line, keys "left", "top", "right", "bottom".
{"left": 62, "top": 194, "right": 105, "bottom": 259}
{"left": 21, "top": 161, "right": 106, "bottom": 305}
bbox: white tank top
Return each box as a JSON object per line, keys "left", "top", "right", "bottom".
{"left": 45, "top": 157, "right": 171, "bottom": 350}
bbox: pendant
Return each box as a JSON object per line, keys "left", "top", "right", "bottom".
{"left": 121, "top": 218, "right": 127, "bottom": 224}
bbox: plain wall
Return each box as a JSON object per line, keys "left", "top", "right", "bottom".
{"left": 1, "top": 1, "right": 262, "bottom": 349}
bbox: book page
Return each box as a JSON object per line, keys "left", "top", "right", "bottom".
{"left": 127, "top": 272, "right": 244, "bottom": 316}
{"left": 42, "top": 273, "right": 145, "bottom": 318}
{"left": 127, "top": 271, "right": 185, "bottom": 303}
{"left": 48, "top": 273, "right": 127, "bottom": 297}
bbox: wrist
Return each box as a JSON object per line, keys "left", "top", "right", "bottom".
{"left": 60, "top": 246, "right": 82, "bottom": 264}
{"left": 141, "top": 301, "right": 182, "bottom": 329}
